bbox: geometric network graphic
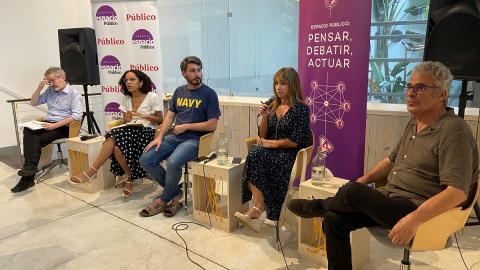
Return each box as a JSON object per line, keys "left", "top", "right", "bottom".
{"left": 305, "top": 77, "right": 351, "bottom": 129}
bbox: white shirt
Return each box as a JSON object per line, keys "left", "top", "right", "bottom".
{"left": 119, "top": 92, "right": 163, "bottom": 129}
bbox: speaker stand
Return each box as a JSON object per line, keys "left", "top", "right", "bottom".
{"left": 457, "top": 80, "right": 480, "bottom": 226}
{"left": 81, "top": 85, "right": 101, "bottom": 135}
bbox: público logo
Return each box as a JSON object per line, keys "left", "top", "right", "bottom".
{"left": 102, "top": 85, "right": 121, "bottom": 92}
{"left": 126, "top": 13, "right": 156, "bottom": 21}
{"left": 97, "top": 37, "right": 124, "bottom": 46}
{"left": 130, "top": 63, "right": 159, "bottom": 71}
{"left": 104, "top": 102, "right": 122, "bottom": 120}
{"left": 100, "top": 55, "right": 122, "bottom": 75}
{"left": 132, "top": 29, "right": 154, "bottom": 49}
{"left": 96, "top": 5, "right": 118, "bottom": 25}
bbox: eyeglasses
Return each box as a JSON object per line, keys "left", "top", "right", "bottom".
{"left": 45, "top": 78, "right": 58, "bottom": 85}
{"left": 404, "top": 84, "right": 439, "bottom": 94}
{"left": 123, "top": 77, "right": 138, "bottom": 83}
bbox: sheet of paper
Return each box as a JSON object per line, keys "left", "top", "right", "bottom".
{"left": 18, "top": 121, "right": 45, "bottom": 130}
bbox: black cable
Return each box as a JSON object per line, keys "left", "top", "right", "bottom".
{"left": 35, "top": 177, "right": 231, "bottom": 270}
{"left": 170, "top": 161, "right": 231, "bottom": 270}
{"left": 171, "top": 221, "right": 213, "bottom": 270}
{"left": 454, "top": 232, "right": 470, "bottom": 270}
{"left": 275, "top": 221, "right": 291, "bottom": 270}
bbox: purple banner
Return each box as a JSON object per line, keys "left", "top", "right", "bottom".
{"left": 299, "top": 0, "right": 372, "bottom": 181}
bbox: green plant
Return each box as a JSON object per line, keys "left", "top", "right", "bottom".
{"left": 369, "top": 0, "right": 429, "bottom": 103}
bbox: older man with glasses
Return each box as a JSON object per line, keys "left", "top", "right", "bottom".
{"left": 11, "top": 66, "right": 83, "bottom": 193}
{"left": 288, "top": 61, "right": 479, "bottom": 270}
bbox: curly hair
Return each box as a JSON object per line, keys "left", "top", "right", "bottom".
{"left": 412, "top": 61, "right": 453, "bottom": 107}
{"left": 118, "top": 70, "right": 153, "bottom": 96}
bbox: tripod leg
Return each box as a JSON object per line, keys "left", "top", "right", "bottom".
{"left": 81, "top": 112, "right": 87, "bottom": 133}
{"left": 90, "top": 113, "right": 101, "bottom": 134}
{"left": 82, "top": 85, "right": 101, "bottom": 135}
{"left": 86, "top": 112, "right": 99, "bottom": 134}
{"left": 86, "top": 112, "right": 93, "bottom": 134}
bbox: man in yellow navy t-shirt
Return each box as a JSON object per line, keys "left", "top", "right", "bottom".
{"left": 139, "top": 56, "right": 221, "bottom": 217}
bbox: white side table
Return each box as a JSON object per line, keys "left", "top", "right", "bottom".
{"left": 298, "top": 178, "right": 370, "bottom": 270}
{"left": 190, "top": 157, "right": 248, "bottom": 232}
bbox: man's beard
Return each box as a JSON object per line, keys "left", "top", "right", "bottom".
{"left": 186, "top": 76, "right": 202, "bottom": 86}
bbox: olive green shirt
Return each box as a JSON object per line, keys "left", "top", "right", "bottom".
{"left": 378, "top": 108, "right": 479, "bottom": 207}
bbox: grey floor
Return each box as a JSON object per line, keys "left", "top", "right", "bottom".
{"left": 0, "top": 146, "right": 22, "bottom": 170}
{"left": 0, "top": 147, "right": 479, "bottom": 270}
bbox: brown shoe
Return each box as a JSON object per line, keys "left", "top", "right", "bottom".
{"left": 139, "top": 201, "right": 169, "bottom": 217}
{"left": 163, "top": 202, "right": 183, "bottom": 217}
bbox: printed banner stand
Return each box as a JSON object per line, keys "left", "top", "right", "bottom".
{"left": 92, "top": 1, "right": 163, "bottom": 132}
{"left": 298, "top": 0, "right": 372, "bottom": 181}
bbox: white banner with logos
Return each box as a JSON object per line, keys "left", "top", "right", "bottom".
{"left": 91, "top": 0, "right": 163, "bottom": 132}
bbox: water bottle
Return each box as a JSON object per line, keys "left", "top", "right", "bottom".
{"left": 311, "top": 146, "right": 327, "bottom": 186}
{"left": 217, "top": 132, "right": 228, "bottom": 165}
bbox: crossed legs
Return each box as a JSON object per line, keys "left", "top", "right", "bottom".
{"left": 69, "top": 137, "right": 132, "bottom": 195}
{"left": 22, "top": 126, "right": 69, "bottom": 171}
{"left": 242, "top": 182, "right": 265, "bottom": 219}
{"left": 289, "top": 182, "right": 418, "bottom": 270}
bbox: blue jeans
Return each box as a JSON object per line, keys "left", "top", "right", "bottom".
{"left": 139, "top": 134, "right": 199, "bottom": 203}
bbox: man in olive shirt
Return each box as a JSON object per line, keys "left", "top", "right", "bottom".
{"left": 288, "top": 61, "right": 479, "bottom": 270}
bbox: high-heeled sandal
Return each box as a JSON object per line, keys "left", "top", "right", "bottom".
{"left": 68, "top": 166, "right": 98, "bottom": 185}
{"left": 123, "top": 175, "right": 133, "bottom": 198}
{"left": 234, "top": 206, "right": 266, "bottom": 233}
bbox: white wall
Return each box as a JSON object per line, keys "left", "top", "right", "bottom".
{"left": 0, "top": 0, "right": 95, "bottom": 148}
{"left": 0, "top": 0, "right": 300, "bottom": 148}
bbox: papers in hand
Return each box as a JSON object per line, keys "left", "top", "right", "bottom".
{"left": 18, "top": 120, "right": 45, "bottom": 130}
{"left": 111, "top": 120, "right": 149, "bottom": 130}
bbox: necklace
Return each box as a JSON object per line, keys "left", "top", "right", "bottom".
{"left": 277, "top": 104, "right": 289, "bottom": 119}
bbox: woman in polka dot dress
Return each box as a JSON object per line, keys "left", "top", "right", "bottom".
{"left": 235, "top": 67, "right": 310, "bottom": 232}
{"left": 68, "top": 70, "right": 163, "bottom": 198}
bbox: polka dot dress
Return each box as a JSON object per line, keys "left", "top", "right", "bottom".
{"left": 241, "top": 103, "right": 310, "bottom": 221}
{"left": 105, "top": 126, "right": 155, "bottom": 180}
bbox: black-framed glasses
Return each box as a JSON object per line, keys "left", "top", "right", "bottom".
{"left": 123, "top": 77, "right": 138, "bottom": 83}
{"left": 404, "top": 84, "right": 439, "bottom": 94}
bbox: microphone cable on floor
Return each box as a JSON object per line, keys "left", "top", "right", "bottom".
{"left": 40, "top": 179, "right": 228, "bottom": 269}
{"left": 170, "top": 161, "right": 230, "bottom": 270}
{"left": 274, "top": 220, "right": 291, "bottom": 270}
{"left": 455, "top": 231, "right": 470, "bottom": 270}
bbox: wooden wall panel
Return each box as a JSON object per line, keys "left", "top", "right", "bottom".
{"left": 215, "top": 105, "right": 250, "bottom": 159}
{"left": 364, "top": 114, "right": 411, "bottom": 173}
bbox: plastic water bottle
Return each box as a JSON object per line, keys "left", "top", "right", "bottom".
{"left": 217, "top": 132, "right": 228, "bottom": 165}
{"left": 311, "top": 146, "right": 327, "bottom": 186}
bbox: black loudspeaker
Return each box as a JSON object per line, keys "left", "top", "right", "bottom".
{"left": 58, "top": 28, "right": 100, "bottom": 85}
{"left": 424, "top": 0, "right": 480, "bottom": 81}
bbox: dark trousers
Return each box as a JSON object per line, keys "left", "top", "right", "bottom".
{"left": 22, "top": 126, "right": 69, "bottom": 165}
{"left": 322, "top": 182, "right": 418, "bottom": 270}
